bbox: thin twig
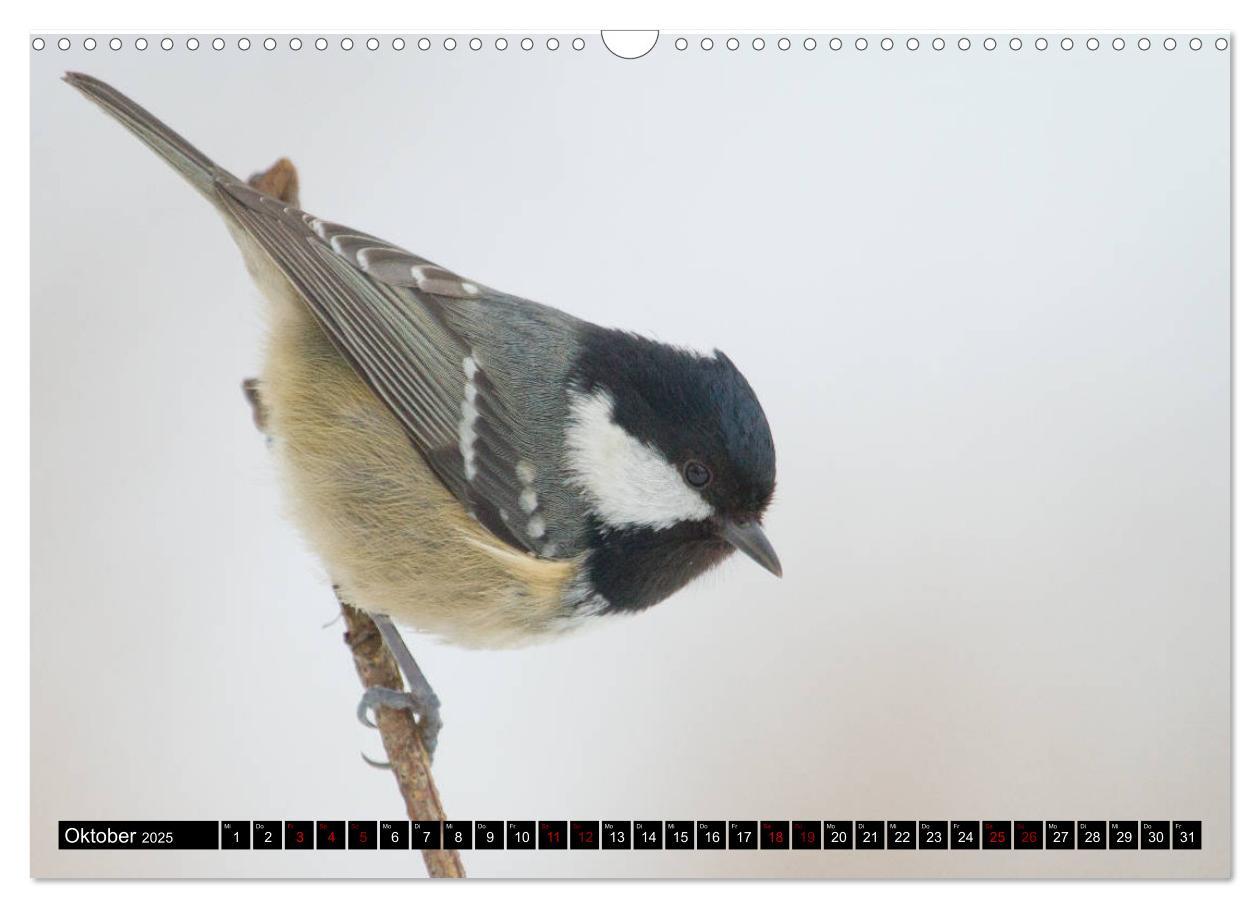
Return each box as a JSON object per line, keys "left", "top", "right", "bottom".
{"left": 340, "top": 599, "right": 466, "bottom": 879}
{"left": 247, "top": 158, "right": 465, "bottom": 879}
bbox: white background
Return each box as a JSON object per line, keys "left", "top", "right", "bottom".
{"left": 8, "top": 0, "right": 1255, "bottom": 903}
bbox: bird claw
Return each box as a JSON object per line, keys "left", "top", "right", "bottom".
{"left": 356, "top": 685, "right": 443, "bottom": 757}
{"left": 360, "top": 750, "right": 393, "bottom": 770}
{"left": 357, "top": 686, "right": 421, "bottom": 728}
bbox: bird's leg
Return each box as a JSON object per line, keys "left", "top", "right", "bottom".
{"left": 357, "top": 613, "right": 444, "bottom": 758}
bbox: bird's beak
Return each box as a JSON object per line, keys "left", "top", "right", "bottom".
{"left": 719, "top": 518, "right": 783, "bottom": 578}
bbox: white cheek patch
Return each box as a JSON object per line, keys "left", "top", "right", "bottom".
{"left": 564, "top": 388, "right": 714, "bottom": 530}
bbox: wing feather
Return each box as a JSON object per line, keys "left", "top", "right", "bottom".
{"left": 215, "top": 182, "right": 564, "bottom": 556}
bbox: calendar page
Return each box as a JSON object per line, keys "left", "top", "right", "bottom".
{"left": 29, "top": 27, "right": 1231, "bottom": 879}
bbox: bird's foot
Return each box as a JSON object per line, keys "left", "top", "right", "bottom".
{"left": 356, "top": 684, "right": 443, "bottom": 758}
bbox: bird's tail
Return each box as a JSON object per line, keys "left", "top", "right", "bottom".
{"left": 63, "top": 72, "right": 237, "bottom": 200}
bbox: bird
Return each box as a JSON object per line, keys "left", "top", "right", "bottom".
{"left": 65, "top": 72, "right": 781, "bottom": 754}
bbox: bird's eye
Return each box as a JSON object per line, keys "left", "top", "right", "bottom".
{"left": 683, "top": 460, "right": 712, "bottom": 489}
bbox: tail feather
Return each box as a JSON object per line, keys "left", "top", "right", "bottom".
{"left": 63, "top": 72, "right": 237, "bottom": 199}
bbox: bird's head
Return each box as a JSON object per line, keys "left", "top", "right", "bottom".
{"left": 566, "top": 329, "right": 780, "bottom": 577}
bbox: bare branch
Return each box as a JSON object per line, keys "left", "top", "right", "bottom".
{"left": 340, "top": 599, "right": 465, "bottom": 878}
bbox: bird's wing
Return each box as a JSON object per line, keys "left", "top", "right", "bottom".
{"left": 217, "top": 182, "right": 569, "bottom": 558}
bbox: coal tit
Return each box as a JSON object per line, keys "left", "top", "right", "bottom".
{"left": 65, "top": 72, "right": 781, "bottom": 752}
